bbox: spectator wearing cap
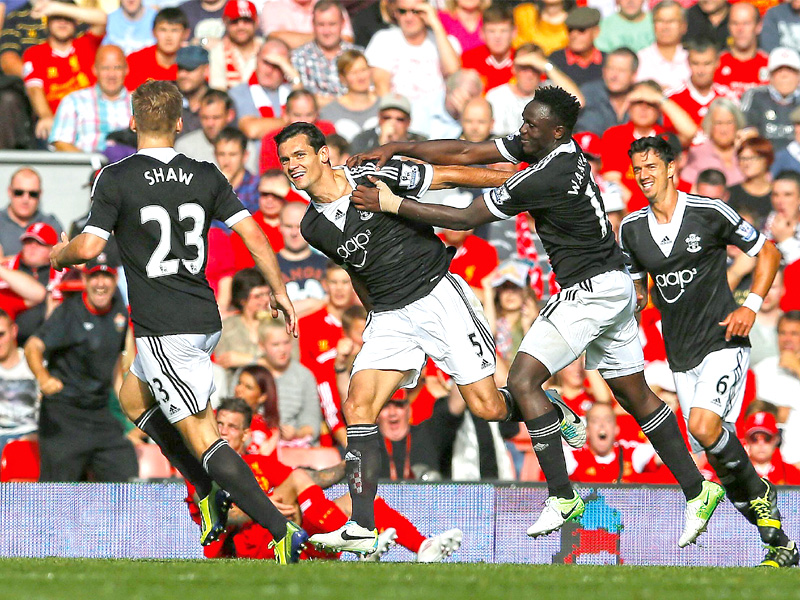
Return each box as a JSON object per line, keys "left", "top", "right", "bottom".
{"left": 480, "top": 258, "right": 536, "bottom": 363}
{"left": 762, "top": 0, "right": 800, "bottom": 54}
{"left": 575, "top": 47, "right": 638, "bottom": 137}
{"left": 21, "top": 0, "right": 107, "bottom": 142}
{"left": 124, "top": 8, "right": 189, "bottom": 91}
{"left": 102, "top": 0, "right": 157, "bottom": 55}
{"left": 595, "top": 0, "right": 654, "bottom": 54}
{"left": 260, "top": 0, "right": 355, "bottom": 50}
{"left": 743, "top": 411, "right": 800, "bottom": 483}
{"left": 258, "top": 88, "right": 336, "bottom": 172}
{"left": 49, "top": 45, "right": 132, "bottom": 153}
{"left": 713, "top": 2, "right": 768, "bottom": 101}
{"left": 291, "top": 1, "right": 360, "bottom": 104}
{"left": 771, "top": 106, "right": 800, "bottom": 176}
{"left": 180, "top": 0, "right": 227, "bottom": 42}
{"left": 208, "top": 0, "right": 263, "bottom": 91}
{"left": 25, "top": 256, "right": 138, "bottom": 482}
{"left": 175, "top": 45, "right": 210, "bottom": 136}
{"left": 548, "top": 7, "right": 605, "bottom": 87}
{"left": 682, "top": 0, "right": 730, "bottom": 50}
{"left": 0, "top": 309, "right": 38, "bottom": 455}
{"left": 0, "top": 168, "right": 63, "bottom": 259}
{"left": 740, "top": 47, "right": 800, "bottom": 153}
{"left": 349, "top": 93, "right": 427, "bottom": 155}
{"left": 635, "top": 0, "right": 690, "bottom": 94}
{"left": 460, "top": 3, "right": 515, "bottom": 93}
{"left": 574, "top": 131, "right": 626, "bottom": 238}
{"left": 364, "top": 0, "right": 460, "bottom": 134}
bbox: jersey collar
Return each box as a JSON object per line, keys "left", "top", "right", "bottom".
{"left": 138, "top": 147, "right": 179, "bottom": 163}
{"left": 646, "top": 191, "right": 687, "bottom": 257}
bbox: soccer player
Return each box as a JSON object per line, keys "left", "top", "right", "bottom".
{"left": 273, "top": 121, "right": 585, "bottom": 555}
{"left": 350, "top": 86, "right": 723, "bottom": 546}
{"left": 48, "top": 80, "right": 307, "bottom": 564}
{"left": 619, "top": 136, "right": 798, "bottom": 568}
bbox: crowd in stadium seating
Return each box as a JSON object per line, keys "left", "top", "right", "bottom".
{"left": 2, "top": 0, "right": 800, "bottom": 491}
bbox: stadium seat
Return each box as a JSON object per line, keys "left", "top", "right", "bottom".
{"left": 0, "top": 439, "right": 40, "bottom": 482}
{"left": 136, "top": 443, "right": 173, "bottom": 479}
{"left": 518, "top": 452, "right": 542, "bottom": 482}
{"left": 279, "top": 447, "right": 342, "bottom": 470}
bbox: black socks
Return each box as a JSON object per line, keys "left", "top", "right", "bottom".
{"left": 526, "top": 410, "right": 573, "bottom": 499}
{"left": 345, "top": 424, "right": 382, "bottom": 530}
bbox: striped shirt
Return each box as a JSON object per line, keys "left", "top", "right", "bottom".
{"left": 49, "top": 84, "right": 132, "bottom": 152}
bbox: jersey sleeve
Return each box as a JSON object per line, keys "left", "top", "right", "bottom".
{"left": 84, "top": 168, "right": 121, "bottom": 240}
{"left": 21, "top": 46, "right": 44, "bottom": 88}
{"left": 211, "top": 168, "right": 250, "bottom": 228}
{"left": 493, "top": 132, "right": 524, "bottom": 164}
{"left": 714, "top": 200, "right": 766, "bottom": 257}
{"left": 371, "top": 158, "right": 433, "bottom": 200}
{"left": 480, "top": 167, "right": 547, "bottom": 220}
{"left": 618, "top": 219, "right": 646, "bottom": 280}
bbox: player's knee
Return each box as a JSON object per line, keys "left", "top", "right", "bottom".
{"left": 687, "top": 413, "right": 722, "bottom": 449}
{"left": 470, "top": 396, "right": 506, "bottom": 421}
{"left": 342, "top": 393, "right": 373, "bottom": 423}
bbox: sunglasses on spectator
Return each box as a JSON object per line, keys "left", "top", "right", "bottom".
{"left": 396, "top": 8, "right": 425, "bottom": 15}
{"left": 230, "top": 17, "right": 254, "bottom": 24}
{"left": 12, "top": 189, "right": 40, "bottom": 199}
{"left": 568, "top": 27, "right": 592, "bottom": 33}
{"left": 748, "top": 432, "right": 775, "bottom": 443}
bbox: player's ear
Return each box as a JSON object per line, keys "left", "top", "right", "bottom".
{"left": 553, "top": 125, "right": 565, "bottom": 141}
{"left": 175, "top": 117, "right": 184, "bottom": 135}
{"left": 666, "top": 160, "right": 676, "bottom": 178}
{"left": 129, "top": 115, "right": 137, "bottom": 132}
{"left": 319, "top": 144, "right": 330, "bottom": 165}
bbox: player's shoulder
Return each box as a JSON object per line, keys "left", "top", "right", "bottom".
{"left": 683, "top": 192, "right": 740, "bottom": 225}
{"left": 620, "top": 206, "right": 649, "bottom": 228}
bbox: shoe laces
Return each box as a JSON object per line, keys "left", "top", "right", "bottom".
{"left": 750, "top": 495, "right": 773, "bottom": 523}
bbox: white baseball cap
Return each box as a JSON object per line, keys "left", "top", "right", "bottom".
{"left": 768, "top": 47, "right": 800, "bottom": 73}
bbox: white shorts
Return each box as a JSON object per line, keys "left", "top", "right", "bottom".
{"left": 352, "top": 272, "right": 496, "bottom": 388}
{"left": 518, "top": 270, "right": 644, "bottom": 378}
{"left": 673, "top": 347, "right": 749, "bottom": 452}
{"left": 130, "top": 331, "right": 221, "bottom": 424}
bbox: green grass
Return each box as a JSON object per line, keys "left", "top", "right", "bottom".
{"left": 0, "top": 559, "right": 797, "bottom": 600}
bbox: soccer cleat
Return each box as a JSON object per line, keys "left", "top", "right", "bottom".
{"left": 750, "top": 478, "right": 784, "bottom": 545}
{"left": 359, "top": 527, "right": 398, "bottom": 562}
{"left": 308, "top": 520, "right": 378, "bottom": 555}
{"left": 678, "top": 480, "right": 725, "bottom": 548}
{"left": 546, "top": 389, "right": 586, "bottom": 449}
{"left": 417, "top": 528, "right": 463, "bottom": 563}
{"left": 270, "top": 521, "right": 308, "bottom": 564}
{"left": 759, "top": 541, "right": 800, "bottom": 568}
{"left": 527, "top": 492, "right": 585, "bottom": 538}
{"left": 198, "top": 482, "right": 231, "bottom": 546}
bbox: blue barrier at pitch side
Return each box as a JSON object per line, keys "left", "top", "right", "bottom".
{"left": 0, "top": 482, "right": 797, "bottom": 565}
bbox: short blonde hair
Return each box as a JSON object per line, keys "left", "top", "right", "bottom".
{"left": 444, "top": 0, "right": 491, "bottom": 12}
{"left": 131, "top": 80, "right": 182, "bottom": 135}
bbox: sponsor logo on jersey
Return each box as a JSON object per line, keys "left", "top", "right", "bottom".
{"left": 399, "top": 163, "right": 420, "bottom": 189}
{"left": 736, "top": 220, "right": 758, "bottom": 243}
{"left": 83, "top": 322, "right": 94, "bottom": 331}
{"left": 660, "top": 236, "right": 671, "bottom": 245}
{"left": 169, "top": 404, "right": 180, "bottom": 416}
{"left": 334, "top": 209, "right": 345, "bottom": 220}
{"left": 685, "top": 233, "right": 702, "bottom": 253}
{"left": 490, "top": 186, "right": 511, "bottom": 206}
{"left": 336, "top": 229, "right": 371, "bottom": 268}
{"left": 114, "top": 312, "right": 127, "bottom": 332}
{"left": 358, "top": 210, "right": 373, "bottom": 221}
{"left": 655, "top": 268, "right": 697, "bottom": 303}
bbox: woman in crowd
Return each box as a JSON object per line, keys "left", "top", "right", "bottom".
{"left": 681, "top": 98, "right": 745, "bottom": 188}
{"left": 234, "top": 365, "right": 281, "bottom": 456}
{"left": 512, "top": 0, "right": 574, "bottom": 55}
{"left": 729, "top": 136, "right": 775, "bottom": 228}
{"left": 319, "top": 49, "right": 379, "bottom": 143}
{"left": 438, "top": 0, "right": 490, "bottom": 54}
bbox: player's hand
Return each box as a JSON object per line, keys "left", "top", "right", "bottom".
{"left": 719, "top": 306, "right": 756, "bottom": 341}
{"left": 346, "top": 144, "right": 398, "bottom": 169}
{"left": 351, "top": 183, "right": 382, "bottom": 212}
{"left": 633, "top": 278, "right": 648, "bottom": 312}
{"left": 39, "top": 375, "right": 64, "bottom": 396}
{"left": 270, "top": 291, "right": 298, "bottom": 338}
{"left": 49, "top": 232, "right": 70, "bottom": 271}
{"left": 769, "top": 216, "right": 796, "bottom": 243}
{"left": 35, "top": 116, "right": 54, "bottom": 140}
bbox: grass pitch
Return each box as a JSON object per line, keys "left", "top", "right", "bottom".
{"left": 1, "top": 558, "right": 797, "bottom": 600}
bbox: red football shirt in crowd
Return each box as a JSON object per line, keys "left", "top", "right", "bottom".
{"left": 246, "top": 413, "right": 278, "bottom": 456}
{"left": 601, "top": 122, "right": 665, "bottom": 212}
{"left": 231, "top": 210, "right": 296, "bottom": 271}
{"left": 714, "top": 50, "right": 769, "bottom": 101}
{"left": 461, "top": 45, "right": 514, "bottom": 92}
{"left": 22, "top": 33, "right": 102, "bottom": 114}
{"left": 125, "top": 45, "right": 177, "bottom": 90}
{"left": 439, "top": 233, "right": 499, "bottom": 288}
{"left": 206, "top": 227, "right": 236, "bottom": 297}
{"left": 666, "top": 82, "right": 736, "bottom": 132}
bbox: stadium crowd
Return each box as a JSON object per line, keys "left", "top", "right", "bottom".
{"left": 1, "top": 0, "right": 800, "bottom": 509}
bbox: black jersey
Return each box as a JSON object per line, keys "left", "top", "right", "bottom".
{"left": 301, "top": 159, "right": 452, "bottom": 312}
{"left": 85, "top": 149, "right": 250, "bottom": 337}
{"left": 488, "top": 134, "right": 626, "bottom": 288}
{"left": 619, "top": 192, "right": 766, "bottom": 372}
{"left": 36, "top": 292, "right": 129, "bottom": 410}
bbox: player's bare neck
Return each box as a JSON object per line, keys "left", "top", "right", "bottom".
{"left": 309, "top": 167, "right": 351, "bottom": 204}
{"left": 137, "top": 134, "right": 176, "bottom": 150}
{"left": 651, "top": 186, "right": 679, "bottom": 224}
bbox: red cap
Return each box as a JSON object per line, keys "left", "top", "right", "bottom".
{"left": 224, "top": 0, "right": 257, "bottom": 21}
{"left": 85, "top": 253, "right": 118, "bottom": 277}
{"left": 574, "top": 131, "right": 602, "bottom": 159}
{"left": 20, "top": 222, "right": 58, "bottom": 246}
{"left": 745, "top": 412, "right": 779, "bottom": 438}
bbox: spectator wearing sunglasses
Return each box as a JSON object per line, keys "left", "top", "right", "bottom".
{"left": 0, "top": 168, "right": 63, "bottom": 259}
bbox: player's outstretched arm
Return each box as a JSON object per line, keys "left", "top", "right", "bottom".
{"left": 633, "top": 277, "right": 648, "bottom": 312}
{"left": 232, "top": 216, "right": 298, "bottom": 337}
{"left": 50, "top": 232, "right": 107, "bottom": 271}
{"left": 347, "top": 138, "right": 504, "bottom": 169}
{"left": 429, "top": 165, "right": 513, "bottom": 190}
{"left": 351, "top": 181, "right": 497, "bottom": 230}
{"left": 720, "top": 240, "right": 781, "bottom": 341}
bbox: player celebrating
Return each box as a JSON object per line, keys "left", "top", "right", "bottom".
{"left": 273, "top": 122, "right": 585, "bottom": 555}
{"left": 49, "top": 80, "right": 307, "bottom": 564}
{"left": 619, "top": 136, "right": 797, "bottom": 568}
{"left": 350, "top": 86, "right": 723, "bottom": 546}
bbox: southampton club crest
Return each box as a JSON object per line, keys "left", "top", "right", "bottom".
{"left": 685, "top": 233, "right": 702, "bottom": 253}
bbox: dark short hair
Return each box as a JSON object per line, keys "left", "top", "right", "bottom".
{"left": 774, "top": 170, "right": 800, "bottom": 194}
{"left": 628, "top": 136, "right": 676, "bottom": 164}
{"left": 215, "top": 126, "right": 247, "bottom": 152}
{"left": 325, "top": 258, "right": 347, "bottom": 277}
{"left": 482, "top": 2, "right": 514, "bottom": 25}
{"left": 154, "top": 7, "right": 188, "bottom": 29}
{"left": 313, "top": 0, "right": 344, "bottom": 17}
{"left": 325, "top": 133, "right": 349, "bottom": 156}
{"left": 231, "top": 268, "right": 267, "bottom": 311}
{"left": 217, "top": 397, "right": 253, "bottom": 428}
{"left": 607, "top": 47, "right": 639, "bottom": 72}
{"left": 275, "top": 122, "right": 327, "bottom": 154}
{"left": 696, "top": 168, "right": 726, "bottom": 188}
{"left": 779, "top": 310, "right": 800, "bottom": 330}
{"left": 286, "top": 89, "right": 317, "bottom": 113}
{"left": 342, "top": 304, "right": 367, "bottom": 333}
{"left": 685, "top": 38, "right": 718, "bottom": 56}
{"left": 0, "top": 309, "right": 11, "bottom": 323}
{"left": 532, "top": 86, "right": 581, "bottom": 131}
{"left": 201, "top": 88, "right": 233, "bottom": 112}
